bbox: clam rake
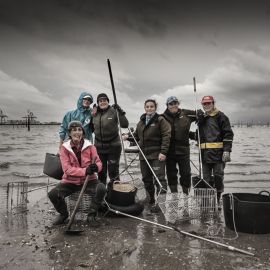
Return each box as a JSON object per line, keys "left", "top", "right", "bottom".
{"left": 105, "top": 203, "right": 254, "bottom": 257}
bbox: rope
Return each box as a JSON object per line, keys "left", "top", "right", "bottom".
{"left": 206, "top": 193, "right": 238, "bottom": 241}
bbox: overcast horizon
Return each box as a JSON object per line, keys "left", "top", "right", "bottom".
{"left": 1, "top": 0, "right": 270, "bottom": 125}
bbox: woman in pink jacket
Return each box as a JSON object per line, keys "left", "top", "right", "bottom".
{"left": 48, "top": 121, "right": 106, "bottom": 227}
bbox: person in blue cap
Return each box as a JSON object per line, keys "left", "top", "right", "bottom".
{"left": 161, "top": 96, "right": 201, "bottom": 195}
{"left": 57, "top": 92, "right": 97, "bottom": 155}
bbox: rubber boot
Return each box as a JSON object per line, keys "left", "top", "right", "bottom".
{"left": 182, "top": 186, "right": 189, "bottom": 195}
{"left": 169, "top": 185, "right": 178, "bottom": 193}
{"left": 217, "top": 192, "right": 222, "bottom": 211}
{"left": 87, "top": 212, "right": 100, "bottom": 227}
{"left": 52, "top": 212, "right": 69, "bottom": 225}
{"left": 147, "top": 189, "right": 155, "bottom": 205}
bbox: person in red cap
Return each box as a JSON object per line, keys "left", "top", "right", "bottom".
{"left": 197, "top": 95, "right": 234, "bottom": 210}
{"left": 90, "top": 93, "right": 129, "bottom": 185}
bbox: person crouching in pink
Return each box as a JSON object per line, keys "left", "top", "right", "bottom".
{"left": 48, "top": 121, "right": 106, "bottom": 227}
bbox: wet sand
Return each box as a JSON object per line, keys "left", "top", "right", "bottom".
{"left": 1, "top": 193, "right": 270, "bottom": 270}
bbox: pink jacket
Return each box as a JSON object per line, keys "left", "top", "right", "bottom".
{"left": 60, "top": 138, "right": 102, "bottom": 184}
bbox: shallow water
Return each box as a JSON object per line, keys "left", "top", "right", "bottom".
{"left": 0, "top": 125, "right": 270, "bottom": 213}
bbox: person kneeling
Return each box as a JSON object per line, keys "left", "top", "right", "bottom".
{"left": 48, "top": 121, "right": 106, "bottom": 227}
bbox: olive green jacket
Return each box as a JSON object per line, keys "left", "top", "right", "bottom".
{"left": 161, "top": 108, "right": 196, "bottom": 155}
{"left": 91, "top": 106, "right": 129, "bottom": 148}
{"left": 133, "top": 113, "right": 171, "bottom": 160}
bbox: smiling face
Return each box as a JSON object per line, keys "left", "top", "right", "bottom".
{"left": 98, "top": 98, "right": 109, "bottom": 110}
{"left": 68, "top": 127, "right": 83, "bottom": 145}
{"left": 167, "top": 101, "right": 179, "bottom": 114}
{"left": 202, "top": 102, "right": 214, "bottom": 115}
{"left": 144, "top": 101, "right": 156, "bottom": 117}
{"left": 82, "top": 97, "right": 92, "bottom": 108}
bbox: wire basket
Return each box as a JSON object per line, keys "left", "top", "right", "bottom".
{"left": 6, "top": 182, "right": 28, "bottom": 212}
{"left": 157, "top": 180, "right": 218, "bottom": 223}
{"left": 65, "top": 192, "right": 92, "bottom": 220}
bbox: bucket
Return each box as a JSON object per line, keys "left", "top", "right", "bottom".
{"left": 106, "top": 182, "right": 137, "bottom": 207}
{"left": 43, "top": 153, "right": 63, "bottom": 180}
{"left": 223, "top": 191, "right": 270, "bottom": 234}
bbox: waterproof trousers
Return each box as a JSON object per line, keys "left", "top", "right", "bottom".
{"left": 202, "top": 162, "right": 225, "bottom": 193}
{"left": 140, "top": 159, "right": 167, "bottom": 194}
{"left": 166, "top": 154, "right": 191, "bottom": 189}
{"left": 48, "top": 179, "right": 106, "bottom": 215}
{"left": 96, "top": 145, "right": 121, "bottom": 186}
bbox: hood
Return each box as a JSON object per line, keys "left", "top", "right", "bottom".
{"left": 77, "top": 92, "right": 94, "bottom": 112}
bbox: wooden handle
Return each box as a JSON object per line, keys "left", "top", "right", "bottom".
{"left": 66, "top": 156, "right": 97, "bottom": 230}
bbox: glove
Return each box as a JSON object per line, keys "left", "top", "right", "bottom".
{"left": 112, "top": 104, "right": 126, "bottom": 115}
{"left": 86, "top": 163, "right": 98, "bottom": 175}
{"left": 196, "top": 110, "right": 205, "bottom": 126}
{"left": 222, "top": 152, "right": 231, "bottom": 163}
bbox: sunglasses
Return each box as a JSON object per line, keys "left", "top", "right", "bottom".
{"left": 83, "top": 98, "right": 92, "bottom": 102}
{"left": 202, "top": 102, "right": 212, "bottom": 106}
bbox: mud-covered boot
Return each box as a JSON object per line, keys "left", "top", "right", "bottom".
{"left": 147, "top": 189, "right": 155, "bottom": 205}
{"left": 87, "top": 213, "right": 100, "bottom": 227}
{"left": 217, "top": 192, "right": 222, "bottom": 211}
{"left": 52, "top": 212, "right": 69, "bottom": 225}
{"left": 169, "top": 185, "right": 178, "bottom": 193}
{"left": 182, "top": 186, "right": 189, "bottom": 195}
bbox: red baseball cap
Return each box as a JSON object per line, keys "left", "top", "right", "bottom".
{"left": 201, "top": 95, "right": 214, "bottom": 104}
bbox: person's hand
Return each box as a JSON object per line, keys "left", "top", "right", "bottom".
{"left": 123, "top": 134, "right": 129, "bottom": 141}
{"left": 158, "top": 153, "right": 166, "bottom": 162}
{"left": 196, "top": 110, "right": 205, "bottom": 126}
{"left": 112, "top": 104, "right": 126, "bottom": 115}
{"left": 86, "top": 163, "right": 98, "bottom": 175}
{"left": 222, "top": 152, "right": 231, "bottom": 163}
{"left": 91, "top": 106, "right": 97, "bottom": 117}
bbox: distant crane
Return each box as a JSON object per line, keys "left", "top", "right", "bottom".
{"left": 0, "top": 109, "right": 8, "bottom": 124}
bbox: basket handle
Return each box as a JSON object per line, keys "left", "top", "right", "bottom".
{"left": 259, "top": 190, "right": 270, "bottom": 196}
{"left": 113, "top": 180, "right": 122, "bottom": 185}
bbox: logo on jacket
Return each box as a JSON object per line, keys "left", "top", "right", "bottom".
{"left": 85, "top": 118, "right": 90, "bottom": 124}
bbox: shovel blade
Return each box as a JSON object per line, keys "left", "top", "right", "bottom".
{"left": 65, "top": 230, "right": 85, "bottom": 235}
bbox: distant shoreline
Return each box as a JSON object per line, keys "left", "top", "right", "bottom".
{"left": 0, "top": 123, "right": 61, "bottom": 125}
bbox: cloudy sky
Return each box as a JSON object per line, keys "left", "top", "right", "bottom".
{"left": 0, "top": 0, "right": 270, "bottom": 124}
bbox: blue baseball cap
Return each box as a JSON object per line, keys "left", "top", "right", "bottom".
{"left": 166, "top": 96, "right": 179, "bottom": 104}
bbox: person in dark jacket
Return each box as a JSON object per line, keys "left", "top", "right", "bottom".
{"left": 91, "top": 93, "right": 129, "bottom": 185}
{"left": 161, "top": 96, "right": 199, "bottom": 195}
{"left": 198, "top": 95, "right": 234, "bottom": 209}
{"left": 124, "top": 99, "right": 171, "bottom": 206}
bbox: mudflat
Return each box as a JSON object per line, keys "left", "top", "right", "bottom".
{"left": 1, "top": 195, "right": 269, "bottom": 270}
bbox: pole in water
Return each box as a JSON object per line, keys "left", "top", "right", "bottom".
{"left": 27, "top": 110, "right": 30, "bottom": 131}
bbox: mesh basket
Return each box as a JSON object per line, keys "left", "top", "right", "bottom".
{"left": 6, "top": 182, "right": 28, "bottom": 212}
{"left": 65, "top": 192, "right": 92, "bottom": 220}
{"left": 157, "top": 186, "right": 218, "bottom": 224}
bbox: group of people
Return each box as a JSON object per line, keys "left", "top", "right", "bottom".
{"left": 48, "top": 91, "right": 234, "bottom": 226}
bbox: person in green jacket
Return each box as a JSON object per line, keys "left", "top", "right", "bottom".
{"left": 124, "top": 99, "right": 171, "bottom": 206}
{"left": 91, "top": 93, "right": 129, "bottom": 185}
{"left": 161, "top": 96, "right": 198, "bottom": 195}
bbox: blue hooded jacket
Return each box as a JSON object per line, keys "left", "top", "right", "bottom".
{"left": 59, "top": 92, "right": 94, "bottom": 142}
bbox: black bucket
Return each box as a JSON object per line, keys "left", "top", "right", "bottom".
{"left": 106, "top": 183, "right": 137, "bottom": 207}
{"left": 223, "top": 191, "right": 270, "bottom": 234}
{"left": 43, "top": 153, "right": 63, "bottom": 180}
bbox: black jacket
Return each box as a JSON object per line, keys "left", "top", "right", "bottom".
{"left": 199, "top": 108, "right": 233, "bottom": 163}
{"left": 161, "top": 108, "right": 196, "bottom": 155}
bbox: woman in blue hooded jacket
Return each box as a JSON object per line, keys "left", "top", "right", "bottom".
{"left": 57, "top": 92, "right": 97, "bottom": 155}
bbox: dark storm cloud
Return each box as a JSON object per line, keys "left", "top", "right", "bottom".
{"left": 1, "top": 0, "right": 270, "bottom": 123}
